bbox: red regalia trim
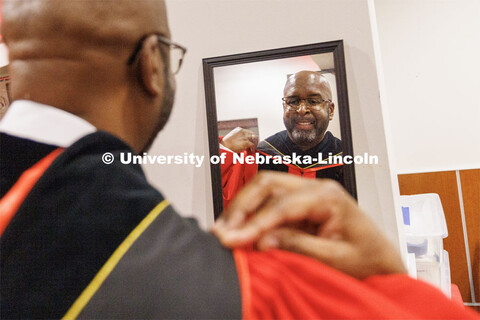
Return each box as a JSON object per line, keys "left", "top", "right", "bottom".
{"left": 0, "top": 148, "right": 64, "bottom": 236}
{"left": 256, "top": 149, "right": 344, "bottom": 175}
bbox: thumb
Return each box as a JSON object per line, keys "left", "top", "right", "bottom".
{"left": 257, "top": 228, "right": 347, "bottom": 266}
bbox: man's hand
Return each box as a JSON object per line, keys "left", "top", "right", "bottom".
{"left": 220, "top": 127, "right": 258, "bottom": 153}
{"left": 212, "top": 172, "right": 406, "bottom": 279}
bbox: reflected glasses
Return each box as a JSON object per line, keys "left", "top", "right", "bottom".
{"left": 282, "top": 96, "right": 331, "bottom": 111}
{"left": 127, "top": 33, "right": 187, "bottom": 75}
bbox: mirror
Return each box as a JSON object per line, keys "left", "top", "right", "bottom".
{"left": 203, "top": 41, "right": 356, "bottom": 219}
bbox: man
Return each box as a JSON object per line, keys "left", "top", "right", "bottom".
{"left": 221, "top": 71, "right": 343, "bottom": 207}
{"left": 0, "top": 1, "right": 477, "bottom": 319}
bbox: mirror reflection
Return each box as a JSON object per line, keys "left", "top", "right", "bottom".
{"left": 215, "top": 54, "right": 341, "bottom": 140}
{"left": 216, "top": 55, "right": 345, "bottom": 208}
{"left": 204, "top": 41, "right": 356, "bottom": 218}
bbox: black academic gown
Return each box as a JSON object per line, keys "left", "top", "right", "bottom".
{"left": 0, "top": 131, "right": 240, "bottom": 319}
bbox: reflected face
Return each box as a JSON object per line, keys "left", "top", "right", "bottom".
{"left": 283, "top": 71, "right": 334, "bottom": 150}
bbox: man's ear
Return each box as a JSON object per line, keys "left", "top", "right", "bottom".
{"left": 329, "top": 102, "right": 335, "bottom": 120}
{"left": 138, "top": 35, "right": 164, "bottom": 96}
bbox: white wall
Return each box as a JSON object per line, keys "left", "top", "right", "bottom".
{"left": 214, "top": 55, "right": 341, "bottom": 141}
{"left": 143, "top": 0, "right": 406, "bottom": 254}
{"left": 374, "top": 0, "right": 480, "bottom": 174}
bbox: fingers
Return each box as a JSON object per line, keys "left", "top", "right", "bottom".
{"left": 259, "top": 228, "right": 359, "bottom": 277}
{"left": 213, "top": 172, "right": 302, "bottom": 242}
{"left": 245, "top": 140, "right": 256, "bottom": 154}
{"left": 257, "top": 228, "right": 344, "bottom": 265}
{"left": 214, "top": 173, "right": 351, "bottom": 247}
{"left": 248, "top": 133, "right": 259, "bottom": 153}
{"left": 244, "top": 131, "right": 258, "bottom": 153}
{"left": 215, "top": 172, "right": 308, "bottom": 227}
{"left": 221, "top": 128, "right": 259, "bottom": 153}
{"left": 213, "top": 170, "right": 408, "bottom": 279}
{"left": 216, "top": 189, "right": 334, "bottom": 247}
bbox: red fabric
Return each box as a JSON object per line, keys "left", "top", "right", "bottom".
{"left": 222, "top": 148, "right": 343, "bottom": 206}
{"left": 451, "top": 284, "right": 464, "bottom": 305}
{"left": 0, "top": 148, "right": 63, "bottom": 236}
{"left": 233, "top": 249, "right": 480, "bottom": 320}
{"left": 303, "top": 171, "right": 316, "bottom": 179}
{"left": 287, "top": 166, "right": 302, "bottom": 177}
{"left": 256, "top": 149, "right": 344, "bottom": 176}
{"left": 221, "top": 149, "right": 257, "bottom": 209}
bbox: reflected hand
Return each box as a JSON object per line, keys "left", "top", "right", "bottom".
{"left": 221, "top": 127, "right": 258, "bottom": 153}
{"left": 212, "top": 172, "right": 406, "bottom": 279}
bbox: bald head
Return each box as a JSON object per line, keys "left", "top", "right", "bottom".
{"left": 1, "top": 0, "right": 176, "bottom": 153}
{"left": 284, "top": 71, "right": 332, "bottom": 100}
{"left": 2, "top": 0, "right": 169, "bottom": 64}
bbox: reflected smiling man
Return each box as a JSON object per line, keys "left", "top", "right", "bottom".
{"left": 0, "top": 1, "right": 478, "bottom": 319}
{"left": 257, "top": 71, "right": 343, "bottom": 179}
{"left": 221, "top": 71, "right": 344, "bottom": 207}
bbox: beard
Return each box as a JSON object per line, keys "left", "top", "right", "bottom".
{"left": 141, "top": 73, "right": 176, "bottom": 153}
{"left": 284, "top": 113, "right": 330, "bottom": 148}
{"left": 290, "top": 127, "right": 318, "bottom": 145}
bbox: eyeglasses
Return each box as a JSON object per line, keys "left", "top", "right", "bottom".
{"left": 282, "top": 96, "right": 331, "bottom": 111}
{"left": 127, "top": 33, "right": 187, "bottom": 75}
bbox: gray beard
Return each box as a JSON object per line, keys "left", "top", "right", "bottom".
{"left": 291, "top": 128, "right": 317, "bottom": 145}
